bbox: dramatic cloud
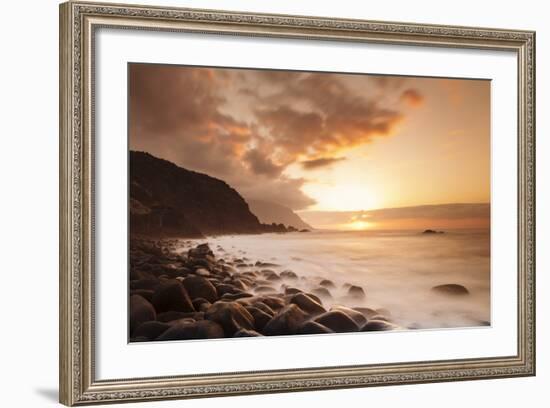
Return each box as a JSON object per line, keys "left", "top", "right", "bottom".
{"left": 129, "top": 64, "right": 421, "bottom": 210}
{"left": 301, "top": 157, "right": 346, "bottom": 170}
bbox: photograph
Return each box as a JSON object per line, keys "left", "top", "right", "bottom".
{"left": 128, "top": 63, "right": 491, "bottom": 342}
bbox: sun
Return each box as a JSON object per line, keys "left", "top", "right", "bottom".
{"left": 344, "top": 220, "right": 374, "bottom": 230}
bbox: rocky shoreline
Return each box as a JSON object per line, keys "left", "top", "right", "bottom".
{"left": 129, "top": 238, "right": 400, "bottom": 342}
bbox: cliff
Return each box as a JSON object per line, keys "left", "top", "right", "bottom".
{"left": 130, "top": 151, "right": 263, "bottom": 237}
{"left": 247, "top": 199, "right": 312, "bottom": 230}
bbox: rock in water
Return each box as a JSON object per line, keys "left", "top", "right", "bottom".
{"left": 280, "top": 270, "right": 298, "bottom": 280}
{"left": 132, "top": 321, "right": 171, "bottom": 340}
{"left": 157, "top": 320, "right": 225, "bottom": 341}
{"left": 431, "top": 284, "right": 470, "bottom": 296}
{"left": 130, "top": 295, "right": 156, "bottom": 335}
{"left": 258, "top": 296, "right": 285, "bottom": 311}
{"left": 188, "top": 244, "right": 214, "bottom": 260}
{"left": 330, "top": 306, "right": 367, "bottom": 327}
{"left": 205, "top": 301, "right": 255, "bottom": 336}
{"left": 353, "top": 307, "right": 378, "bottom": 320}
{"left": 347, "top": 285, "right": 366, "bottom": 299}
{"left": 263, "top": 304, "right": 309, "bottom": 336}
{"left": 181, "top": 275, "right": 218, "bottom": 303}
{"left": 297, "top": 321, "right": 334, "bottom": 335}
{"left": 151, "top": 280, "right": 195, "bottom": 313}
{"left": 251, "top": 302, "right": 275, "bottom": 317}
{"left": 314, "top": 311, "right": 360, "bottom": 333}
{"left": 289, "top": 293, "right": 326, "bottom": 316}
{"left": 312, "top": 287, "right": 333, "bottom": 300}
{"left": 319, "top": 279, "right": 336, "bottom": 289}
{"left": 361, "top": 320, "right": 398, "bottom": 331}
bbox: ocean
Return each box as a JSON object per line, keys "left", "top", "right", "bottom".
{"left": 182, "top": 229, "right": 491, "bottom": 330}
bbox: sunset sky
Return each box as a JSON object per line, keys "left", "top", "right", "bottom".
{"left": 129, "top": 63, "right": 490, "bottom": 230}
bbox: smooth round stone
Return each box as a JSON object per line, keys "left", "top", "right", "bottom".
{"left": 431, "top": 284, "right": 470, "bottom": 296}
{"left": 151, "top": 280, "right": 195, "bottom": 314}
{"left": 347, "top": 285, "right": 366, "bottom": 299}
{"left": 157, "top": 320, "right": 225, "bottom": 341}
{"left": 181, "top": 275, "right": 218, "bottom": 303}
{"left": 129, "top": 294, "right": 156, "bottom": 335}
{"left": 263, "top": 304, "right": 308, "bottom": 336}
{"left": 361, "top": 320, "right": 398, "bottom": 331}
{"left": 297, "top": 321, "right": 334, "bottom": 335}
{"left": 205, "top": 301, "right": 255, "bottom": 336}
{"left": 314, "top": 311, "right": 360, "bottom": 333}
{"left": 330, "top": 305, "right": 367, "bottom": 327}
{"left": 289, "top": 293, "right": 326, "bottom": 316}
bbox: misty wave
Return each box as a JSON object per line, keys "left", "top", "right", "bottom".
{"left": 185, "top": 229, "right": 490, "bottom": 330}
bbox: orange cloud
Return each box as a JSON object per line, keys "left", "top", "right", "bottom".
{"left": 400, "top": 88, "right": 424, "bottom": 107}
{"left": 301, "top": 157, "right": 346, "bottom": 170}
{"left": 129, "top": 64, "right": 416, "bottom": 210}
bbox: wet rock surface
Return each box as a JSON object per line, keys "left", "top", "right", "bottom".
{"left": 431, "top": 284, "right": 470, "bottom": 296}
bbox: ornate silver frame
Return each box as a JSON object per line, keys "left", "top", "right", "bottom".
{"left": 59, "top": 1, "right": 536, "bottom": 405}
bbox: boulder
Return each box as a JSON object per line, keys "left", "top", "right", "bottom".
{"left": 221, "top": 292, "right": 253, "bottom": 301}
{"left": 205, "top": 301, "right": 255, "bottom": 336}
{"left": 181, "top": 275, "right": 218, "bottom": 303}
{"left": 319, "top": 279, "right": 336, "bottom": 289}
{"left": 347, "top": 285, "right": 366, "bottom": 299}
{"left": 289, "top": 293, "right": 326, "bottom": 316}
{"left": 330, "top": 306, "right": 367, "bottom": 327}
{"left": 130, "top": 278, "right": 159, "bottom": 291}
{"left": 132, "top": 321, "right": 171, "bottom": 340}
{"left": 151, "top": 280, "right": 195, "bottom": 314}
{"left": 130, "top": 289, "right": 154, "bottom": 303}
{"left": 353, "top": 307, "right": 378, "bottom": 320}
{"left": 192, "top": 298, "right": 211, "bottom": 312}
{"left": 312, "top": 287, "right": 333, "bottom": 300}
{"left": 258, "top": 296, "right": 285, "bottom": 311}
{"left": 361, "top": 320, "right": 398, "bottom": 331}
{"left": 305, "top": 292, "right": 323, "bottom": 305}
{"left": 431, "top": 284, "right": 470, "bottom": 296}
{"left": 157, "top": 320, "right": 225, "bottom": 341}
{"left": 251, "top": 302, "right": 275, "bottom": 317}
{"left": 284, "top": 287, "right": 303, "bottom": 296}
{"left": 314, "top": 311, "right": 360, "bottom": 333}
{"left": 215, "top": 283, "right": 242, "bottom": 296}
{"left": 188, "top": 244, "right": 214, "bottom": 260}
{"left": 261, "top": 270, "right": 281, "bottom": 282}
{"left": 231, "top": 278, "right": 249, "bottom": 291}
{"left": 280, "top": 270, "right": 298, "bottom": 280}
{"left": 297, "top": 321, "right": 334, "bottom": 335}
{"left": 194, "top": 268, "right": 211, "bottom": 277}
{"left": 129, "top": 295, "right": 156, "bottom": 335}
{"left": 263, "top": 304, "right": 308, "bottom": 336}
{"left": 245, "top": 306, "right": 273, "bottom": 330}
{"left": 255, "top": 285, "right": 277, "bottom": 294}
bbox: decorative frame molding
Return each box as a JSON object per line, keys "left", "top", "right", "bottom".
{"left": 59, "top": 1, "right": 535, "bottom": 405}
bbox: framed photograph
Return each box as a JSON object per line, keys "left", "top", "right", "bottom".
{"left": 59, "top": 1, "right": 536, "bottom": 405}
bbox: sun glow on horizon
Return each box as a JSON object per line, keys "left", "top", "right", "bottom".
{"left": 301, "top": 182, "right": 379, "bottom": 212}
{"left": 344, "top": 220, "right": 375, "bottom": 230}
